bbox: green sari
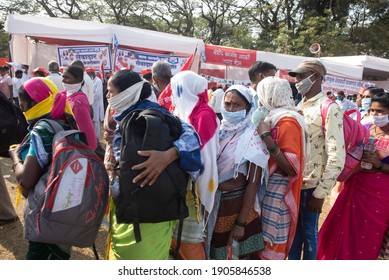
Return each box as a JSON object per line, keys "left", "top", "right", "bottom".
{"left": 108, "top": 203, "right": 176, "bottom": 260}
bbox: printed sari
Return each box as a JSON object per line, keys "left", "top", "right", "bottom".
{"left": 209, "top": 109, "right": 269, "bottom": 259}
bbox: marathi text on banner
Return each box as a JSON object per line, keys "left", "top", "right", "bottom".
{"left": 204, "top": 45, "right": 257, "bottom": 68}
{"left": 321, "top": 75, "right": 375, "bottom": 96}
{"left": 114, "top": 48, "right": 189, "bottom": 75}
{"left": 57, "top": 45, "right": 112, "bottom": 71}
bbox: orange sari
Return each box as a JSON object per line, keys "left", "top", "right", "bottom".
{"left": 259, "top": 117, "right": 304, "bottom": 259}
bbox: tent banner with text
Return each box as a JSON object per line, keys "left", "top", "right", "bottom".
{"left": 204, "top": 44, "right": 256, "bottom": 68}
{"left": 114, "top": 48, "right": 189, "bottom": 74}
{"left": 57, "top": 45, "right": 112, "bottom": 71}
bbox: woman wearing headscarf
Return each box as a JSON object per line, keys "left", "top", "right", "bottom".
{"left": 61, "top": 65, "right": 97, "bottom": 150}
{"left": 208, "top": 85, "right": 269, "bottom": 260}
{"left": 318, "top": 91, "right": 389, "bottom": 260}
{"left": 256, "top": 77, "right": 309, "bottom": 260}
{"left": 169, "top": 71, "right": 219, "bottom": 259}
{"left": 106, "top": 70, "right": 202, "bottom": 260}
{"left": 9, "top": 77, "right": 75, "bottom": 259}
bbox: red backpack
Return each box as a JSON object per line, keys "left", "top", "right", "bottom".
{"left": 321, "top": 99, "right": 370, "bottom": 182}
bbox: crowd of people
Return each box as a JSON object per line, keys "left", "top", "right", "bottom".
{"left": 0, "top": 56, "right": 388, "bottom": 261}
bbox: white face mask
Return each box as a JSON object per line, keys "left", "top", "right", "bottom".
{"left": 221, "top": 107, "right": 247, "bottom": 124}
{"left": 361, "top": 97, "right": 372, "bottom": 111}
{"left": 371, "top": 114, "right": 389, "bottom": 128}
{"left": 63, "top": 82, "right": 82, "bottom": 95}
{"left": 108, "top": 81, "right": 145, "bottom": 113}
{"left": 295, "top": 74, "right": 316, "bottom": 95}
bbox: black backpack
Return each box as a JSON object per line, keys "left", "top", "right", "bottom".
{"left": 0, "top": 94, "right": 28, "bottom": 157}
{"left": 114, "top": 108, "right": 189, "bottom": 255}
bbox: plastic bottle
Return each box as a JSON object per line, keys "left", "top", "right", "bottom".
{"left": 361, "top": 138, "right": 376, "bottom": 170}
{"left": 348, "top": 141, "right": 364, "bottom": 161}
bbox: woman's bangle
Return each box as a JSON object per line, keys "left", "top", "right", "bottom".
{"left": 173, "top": 146, "right": 180, "bottom": 158}
{"left": 12, "top": 160, "right": 22, "bottom": 172}
{"left": 235, "top": 220, "right": 246, "bottom": 228}
{"left": 271, "top": 147, "right": 281, "bottom": 157}
{"left": 260, "top": 131, "right": 271, "bottom": 140}
{"left": 268, "top": 142, "right": 278, "bottom": 153}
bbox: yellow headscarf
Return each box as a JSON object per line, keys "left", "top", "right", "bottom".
{"left": 22, "top": 77, "right": 73, "bottom": 121}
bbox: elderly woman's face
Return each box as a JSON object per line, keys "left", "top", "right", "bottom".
{"left": 223, "top": 91, "right": 247, "bottom": 112}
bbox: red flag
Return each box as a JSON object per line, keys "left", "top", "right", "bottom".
{"left": 99, "top": 61, "right": 105, "bottom": 81}
{"left": 158, "top": 53, "right": 195, "bottom": 111}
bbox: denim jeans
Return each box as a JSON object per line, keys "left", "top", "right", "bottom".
{"left": 288, "top": 188, "right": 320, "bottom": 260}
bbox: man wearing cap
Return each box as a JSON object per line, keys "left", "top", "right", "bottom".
{"left": 46, "top": 60, "right": 64, "bottom": 91}
{"left": 32, "top": 67, "right": 48, "bottom": 77}
{"left": 209, "top": 83, "right": 224, "bottom": 120}
{"left": 287, "top": 59, "right": 345, "bottom": 260}
{"left": 141, "top": 68, "right": 153, "bottom": 83}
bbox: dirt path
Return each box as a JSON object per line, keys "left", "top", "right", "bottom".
{"left": 0, "top": 156, "right": 108, "bottom": 260}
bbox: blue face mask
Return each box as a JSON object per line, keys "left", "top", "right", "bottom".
{"left": 221, "top": 107, "right": 246, "bottom": 124}
{"left": 336, "top": 96, "right": 343, "bottom": 101}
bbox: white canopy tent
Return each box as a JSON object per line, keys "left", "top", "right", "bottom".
{"left": 322, "top": 55, "right": 389, "bottom": 78}
{"left": 4, "top": 14, "right": 204, "bottom": 71}
{"left": 257, "top": 51, "right": 364, "bottom": 80}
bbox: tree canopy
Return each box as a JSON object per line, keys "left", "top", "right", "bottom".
{"left": 0, "top": 0, "right": 388, "bottom": 58}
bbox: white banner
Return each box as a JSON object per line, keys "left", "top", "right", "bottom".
{"left": 200, "top": 73, "right": 250, "bottom": 86}
{"left": 57, "top": 45, "right": 112, "bottom": 71}
{"left": 323, "top": 74, "right": 375, "bottom": 96}
{"left": 114, "top": 48, "right": 189, "bottom": 74}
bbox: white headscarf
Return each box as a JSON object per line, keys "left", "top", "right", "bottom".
{"left": 217, "top": 84, "right": 269, "bottom": 217}
{"left": 256, "top": 76, "right": 310, "bottom": 168}
{"left": 108, "top": 80, "right": 145, "bottom": 113}
{"left": 171, "top": 71, "right": 208, "bottom": 122}
{"left": 220, "top": 85, "right": 254, "bottom": 134}
{"left": 226, "top": 85, "right": 253, "bottom": 105}
{"left": 171, "top": 70, "right": 219, "bottom": 216}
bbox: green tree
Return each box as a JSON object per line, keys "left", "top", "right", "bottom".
{"left": 348, "top": 0, "right": 389, "bottom": 57}
{"left": 0, "top": 26, "right": 10, "bottom": 58}
{"left": 1, "top": 0, "right": 389, "bottom": 59}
